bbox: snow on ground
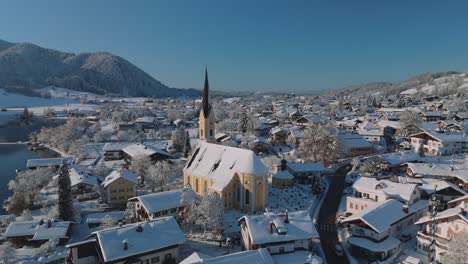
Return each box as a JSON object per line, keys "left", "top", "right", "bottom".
{"left": 269, "top": 184, "right": 315, "bottom": 212}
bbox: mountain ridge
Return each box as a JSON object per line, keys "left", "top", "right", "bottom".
{"left": 0, "top": 39, "right": 201, "bottom": 98}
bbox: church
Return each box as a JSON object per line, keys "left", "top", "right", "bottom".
{"left": 183, "top": 69, "right": 269, "bottom": 212}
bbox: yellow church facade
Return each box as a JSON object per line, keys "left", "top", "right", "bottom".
{"left": 183, "top": 68, "right": 268, "bottom": 212}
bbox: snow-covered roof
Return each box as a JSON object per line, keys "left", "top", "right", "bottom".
{"left": 4, "top": 220, "right": 71, "bottom": 241}
{"left": 239, "top": 211, "right": 319, "bottom": 245}
{"left": 337, "top": 131, "right": 372, "bottom": 150}
{"left": 128, "top": 188, "right": 195, "bottom": 214}
{"left": 196, "top": 249, "right": 274, "bottom": 264}
{"left": 94, "top": 217, "right": 184, "bottom": 262}
{"left": 407, "top": 163, "right": 468, "bottom": 183}
{"left": 272, "top": 170, "right": 294, "bottom": 180}
{"left": 409, "top": 131, "right": 467, "bottom": 143}
{"left": 287, "top": 162, "right": 324, "bottom": 173}
{"left": 68, "top": 166, "right": 98, "bottom": 187}
{"left": 103, "top": 142, "right": 132, "bottom": 152}
{"left": 135, "top": 116, "right": 156, "bottom": 123}
{"left": 352, "top": 177, "right": 418, "bottom": 203}
{"left": 85, "top": 211, "right": 125, "bottom": 225}
{"left": 271, "top": 251, "right": 323, "bottom": 264}
{"left": 184, "top": 142, "right": 268, "bottom": 192}
{"left": 377, "top": 151, "right": 422, "bottom": 165}
{"left": 348, "top": 236, "right": 400, "bottom": 252}
{"left": 180, "top": 252, "right": 212, "bottom": 264}
{"left": 26, "top": 157, "right": 74, "bottom": 168}
{"left": 122, "top": 143, "right": 172, "bottom": 159}
{"left": 342, "top": 199, "right": 429, "bottom": 233}
{"left": 101, "top": 169, "right": 138, "bottom": 188}
{"left": 415, "top": 203, "right": 468, "bottom": 225}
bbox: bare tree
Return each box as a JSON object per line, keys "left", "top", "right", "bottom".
{"left": 146, "top": 162, "right": 172, "bottom": 192}
{"left": 445, "top": 232, "right": 468, "bottom": 264}
{"left": 399, "top": 110, "right": 421, "bottom": 137}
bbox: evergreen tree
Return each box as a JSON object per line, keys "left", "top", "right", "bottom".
{"left": 172, "top": 126, "right": 186, "bottom": 153}
{"left": 183, "top": 131, "right": 191, "bottom": 158}
{"left": 311, "top": 176, "right": 322, "bottom": 195}
{"left": 238, "top": 111, "right": 249, "bottom": 134}
{"left": 57, "top": 161, "right": 74, "bottom": 221}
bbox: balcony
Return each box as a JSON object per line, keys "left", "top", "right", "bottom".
{"left": 349, "top": 226, "right": 389, "bottom": 241}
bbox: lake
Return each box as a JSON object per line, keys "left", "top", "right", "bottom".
{"left": 0, "top": 124, "right": 58, "bottom": 214}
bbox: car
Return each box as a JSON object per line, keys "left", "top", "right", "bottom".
{"left": 334, "top": 243, "right": 344, "bottom": 256}
{"left": 400, "top": 234, "right": 412, "bottom": 242}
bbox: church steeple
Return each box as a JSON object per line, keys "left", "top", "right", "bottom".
{"left": 199, "top": 67, "right": 215, "bottom": 142}
{"left": 201, "top": 67, "right": 211, "bottom": 118}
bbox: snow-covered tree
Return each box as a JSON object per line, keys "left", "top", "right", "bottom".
{"left": 185, "top": 193, "right": 224, "bottom": 235}
{"left": 146, "top": 162, "right": 172, "bottom": 192}
{"left": 183, "top": 131, "right": 192, "bottom": 158}
{"left": 17, "top": 209, "right": 33, "bottom": 221}
{"left": 6, "top": 168, "right": 53, "bottom": 213}
{"left": 0, "top": 242, "right": 16, "bottom": 263}
{"left": 35, "top": 238, "right": 59, "bottom": 256}
{"left": 298, "top": 121, "right": 337, "bottom": 165}
{"left": 445, "top": 232, "right": 468, "bottom": 264}
{"left": 130, "top": 157, "right": 151, "bottom": 184}
{"left": 124, "top": 201, "right": 135, "bottom": 224}
{"left": 100, "top": 215, "right": 118, "bottom": 229}
{"left": 172, "top": 126, "right": 186, "bottom": 153}
{"left": 238, "top": 110, "right": 250, "bottom": 134}
{"left": 57, "top": 162, "right": 74, "bottom": 221}
{"left": 399, "top": 110, "right": 421, "bottom": 137}
{"left": 311, "top": 175, "right": 322, "bottom": 195}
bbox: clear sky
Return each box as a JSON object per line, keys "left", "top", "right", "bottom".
{"left": 1, "top": 0, "right": 467, "bottom": 92}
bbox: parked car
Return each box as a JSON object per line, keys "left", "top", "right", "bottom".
{"left": 334, "top": 243, "right": 344, "bottom": 256}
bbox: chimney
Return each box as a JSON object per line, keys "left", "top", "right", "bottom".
{"left": 269, "top": 221, "right": 274, "bottom": 233}
{"left": 136, "top": 224, "right": 143, "bottom": 232}
{"left": 284, "top": 210, "right": 289, "bottom": 223}
{"left": 451, "top": 166, "right": 455, "bottom": 171}
{"left": 47, "top": 220, "right": 52, "bottom": 228}
{"left": 123, "top": 239, "right": 128, "bottom": 250}
{"left": 402, "top": 205, "right": 409, "bottom": 214}
{"left": 39, "top": 219, "right": 44, "bottom": 225}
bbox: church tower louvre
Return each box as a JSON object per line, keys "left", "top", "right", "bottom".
{"left": 199, "top": 68, "right": 215, "bottom": 142}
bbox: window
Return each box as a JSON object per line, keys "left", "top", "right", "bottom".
{"left": 224, "top": 193, "right": 227, "bottom": 198}
{"left": 350, "top": 203, "right": 354, "bottom": 209}
{"left": 195, "top": 179, "right": 199, "bottom": 193}
{"left": 210, "top": 129, "right": 213, "bottom": 137}
{"left": 171, "top": 208, "right": 177, "bottom": 213}
{"left": 204, "top": 181, "right": 207, "bottom": 194}
{"left": 225, "top": 203, "right": 228, "bottom": 207}
{"left": 151, "top": 257, "right": 160, "bottom": 263}
{"left": 245, "top": 189, "right": 250, "bottom": 205}
{"left": 165, "top": 253, "right": 172, "bottom": 260}
{"left": 200, "top": 129, "right": 203, "bottom": 138}
{"left": 155, "top": 212, "right": 161, "bottom": 217}
{"left": 187, "top": 176, "right": 190, "bottom": 186}
{"left": 162, "top": 210, "right": 168, "bottom": 215}
{"left": 279, "top": 247, "right": 285, "bottom": 253}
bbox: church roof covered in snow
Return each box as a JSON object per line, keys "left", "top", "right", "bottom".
{"left": 184, "top": 142, "right": 268, "bottom": 192}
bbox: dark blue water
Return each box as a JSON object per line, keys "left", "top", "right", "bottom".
{"left": 0, "top": 125, "right": 58, "bottom": 214}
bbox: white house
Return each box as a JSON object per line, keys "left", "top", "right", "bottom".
{"left": 238, "top": 210, "right": 319, "bottom": 254}
{"left": 342, "top": 199, "right": 429, "bottom": 262}
{"left": 128, "top": 188, "right": 195, "bottom": 221}
{"left": 409, "top": 131, "right": 467, "bottom": 156}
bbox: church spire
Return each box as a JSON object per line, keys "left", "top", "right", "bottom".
{"left": 201, "top": 67, "right": 211, "bottom": 118}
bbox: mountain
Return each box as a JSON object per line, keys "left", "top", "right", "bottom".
{"left": 0, "top": 39, "right": 201, "bottom": 97}
{"left": 332, "top": 71, "right": 464, "bottom": 97}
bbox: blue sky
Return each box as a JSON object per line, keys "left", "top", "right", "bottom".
{"left": 1, "top": 0, "right": 468, "bottom": 92}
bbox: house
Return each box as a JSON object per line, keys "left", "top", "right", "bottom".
{"left": 135, "top": 116, "right": 158, "bottom": 130}
{"left": 336, "top": 130, "right": 372, "bottom": 158}
{"left": 419, "top": 111, "right": 443, "bottom": 121}
{"left": 103, "top": 142, "right": 132, "bottom": 161}
{"left": 4, "top": 219, "right": 72, "bottom": 247}
{"left": 85, "top": 211, "right": 125, "bottom": 228}
{"left": 287, "top": 128, "right": 304, "bottom": 145}
{"left": 184, "top": 70, "right": 269, "bottom": 213}
{"left": 66, "top": 166, "right": 99, "bottom": 195}
{"left": 180, "top": 249, "right": 274, "bottom": 264}
{"left": 295, "top": 114, "right": 327, "bottom": 126}
{"left": 26, "top": 157, "right": 74, "bottom": 170}
{"left": 122, "top": 143, "right": 173, "bottom": 165}
{"left": 415, "top": 203, "right": 468, "bottom": 263}
{"left": 239, "top": 210, "right": 319, "bottom": 254}
{"left": 342, "top": 199, "right": 429, "bottom": 262}
{"left": 346, "top": 176, "right": 421, "bottom": 214}
{"left": 128, "top": 188, "right": 195, "bottom": 221}
{"left": 271, "top": 161, "right": 294, "bottom": 189}
{"left": 406, "top": 162, "right": 468, "bottom": 190}
{"left": 66, "top": 217, "right": 185, "bottom": 264}
{"left": 409, "top": 131, "right": 467, "bottom": 156}
{"left": 276, "top": 160, "right": 324, "bottom": 184}
{"left": 101, "top": 169, "right": 138, "bottom": 207}
{"left": 271, "top": 127, "right": 288, "bottom": 143}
